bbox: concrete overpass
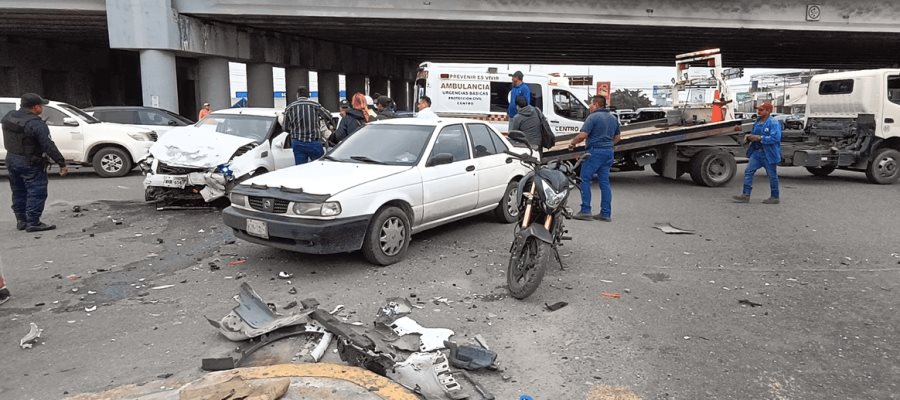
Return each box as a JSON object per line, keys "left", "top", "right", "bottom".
{"left": 1, "top": 0, "right": 899, "bottom": 114}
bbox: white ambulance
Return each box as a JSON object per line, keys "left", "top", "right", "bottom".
{"left": 414, "top": 63, "right": 592, "bottom": 137}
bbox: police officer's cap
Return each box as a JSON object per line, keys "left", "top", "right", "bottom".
{"left": 21, "top": 93, "right": 49, "bottom": 108}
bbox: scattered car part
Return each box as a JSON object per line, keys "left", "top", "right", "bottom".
{"left": 653, "top": 222, "right": 696, "bottom": 234}
{"left": 206, "top": 282, "right": 314, "bottom": 341}
{"left": 201, "top": 322, "right": 332, "bottom": 371}
{"left": 387, "top": 352, "right": 468, "bottom": 400}
{"left": 389, "top": 317, "right": 454, "bottom": 352}
{"left": 738, "top": 299, "right": 763, "bottom": 307}
{"left": 376, "top": 297, "right": 413, "bottom": 325}
{"left": 444, "top": 341, "right": 498, "bottom": 371}
{"left": 278, "top": 271, "right": 293, "bottom": 279}
{"left": 473, "top": 335, "right": 490, "bottom": 351}
{"left": 19, "top": 322, "right": 42, "bottom": 349}
{"left": 544, "top": 301, "right": 568, "bottom": 311}
{"left": 309, "top": 309, "right": 399, "bottom": 376}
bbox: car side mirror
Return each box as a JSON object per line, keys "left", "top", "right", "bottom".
{"left": 63, "top": 117, "right": 79, "bottom": 127}
{"left": 426, "top": 153, "right": 454, "bottom": 167}
{"left": 167, "top": 120, "right": 179, "bottom": 126}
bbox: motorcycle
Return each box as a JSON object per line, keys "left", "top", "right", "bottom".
{"left": 503, "top": 131, "right": 589, "bottom": 299}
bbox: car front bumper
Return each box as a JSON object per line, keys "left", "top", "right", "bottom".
{"left": 222, "top": 206, "right": 371, "bottom": 255}
{"left": 143, "top": 171, "right": 228, "bottom": 202}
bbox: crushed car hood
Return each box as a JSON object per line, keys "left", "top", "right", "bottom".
{"left": 148, "top": 126, "right": 256, "bottom": 169}
{"left": 242, "top": 160, "right": 410, "bottom": 196}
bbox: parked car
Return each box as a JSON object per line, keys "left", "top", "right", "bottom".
{"left": 86, "top": 106, "right": 193, "bottom": 136}
{"left": 784, "top": 114, "right": 806, "bottom": 130}
{"left": 0, "top": 98, "right": 156, "bottom": 177}
{"left": 140, "top": 108, "right": 294, "bottom": 203}
{"left": 222, "top": 118, "right": 530, "bottom": 265}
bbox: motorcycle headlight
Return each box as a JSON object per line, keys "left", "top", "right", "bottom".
{"left": 542, "top": 179, "right": 567, "bottom": 209}
{"left": 128, "top": 132, "right": 152, "bottom": 141}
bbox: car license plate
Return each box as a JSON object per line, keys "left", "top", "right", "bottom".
{"left": 162, "top": 175, "right": 188, "bottom": 188}
{"left": 246, "top": 219, "right": 269, "bottom": 239}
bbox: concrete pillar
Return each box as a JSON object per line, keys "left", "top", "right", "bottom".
{"left": 390, "top": 79, "right": 407, "bottom": 111}
{"left": 247, "top": 63, "right": 274, "bottom": 108}
{"left": 318, "top": 71, "right": 340, "bottom": 112}
{"left": 198, "top": 56, "right": 230, "bottom": 112}
{"left": 140, "top": 49, "right": 178, "bottom": 113}
{"left": 370, "top": 77, "right": 389, "bottom": 99}
{"left": 285, "top": 67, "right": 310, "bottom": 103}
{"left": 345, "top": 74, "right": 366, "bottom": 99}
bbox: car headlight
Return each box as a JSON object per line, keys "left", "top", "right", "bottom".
{"left": 321, "top": 202, "right": 342, "bottom": 216}
{"left": 128, "top": 132, "right": 152, "bottom": 141}
{"left": 542, "top": 180, "right": 567, "bottom": 209}
{"left": 230, "top": 193, "right": 247, "bottom": 207}
{"left": 291, "top": 201, "right": 342, "bottom": 217}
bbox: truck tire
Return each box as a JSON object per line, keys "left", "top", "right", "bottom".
{"left": 689, "top": 149, "right": 736, "bottom": 187}
{"left": 92, "top": 147, "right": 133, "bottom": 178}
{"left": 362, "top": 206, "right": 411, "bottom": 266}
{"left": 865, "top": 148, "right": 900, "bottom": 184}
{"left": 806, "top": 166, "right": 835, "bottom": 177}
{"left": 650, "top": 160, "right": 686, "bottom": 178}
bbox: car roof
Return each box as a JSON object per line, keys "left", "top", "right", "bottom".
{"left": 211, "top": 107, "right": 281, "bottom": 117}
{"left": 85, "top": 106, "right": 171, "bottom": 112}
{"left": 373, "top": 117, "right": 492, "bottom": 126}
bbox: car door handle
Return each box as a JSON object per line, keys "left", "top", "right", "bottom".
{"left": 466, "top": 165, "right": 475, "bottom": 172}
{"left": 886, "top": 118, "right": 895, "bottom": 124}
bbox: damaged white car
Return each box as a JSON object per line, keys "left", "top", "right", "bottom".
{"left": 140, "top": 108, "right": 297, "bottom": 202}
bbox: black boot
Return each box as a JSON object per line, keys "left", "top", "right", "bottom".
{"left": 26, "top": 222, "right": 56, "bottom": 232}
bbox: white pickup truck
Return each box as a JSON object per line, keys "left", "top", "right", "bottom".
{"left": 0, "top": 98, "right": 156, "bottom": 177}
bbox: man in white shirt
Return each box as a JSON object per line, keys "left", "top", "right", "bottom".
{"left": 416, "top": 96, "right": 438, "bottom": 119}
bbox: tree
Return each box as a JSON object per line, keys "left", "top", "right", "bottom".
{"left": 611, "top": 89, "right": 652, "bottom": 110}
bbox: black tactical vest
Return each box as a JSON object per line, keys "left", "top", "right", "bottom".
{"left": 1, "top": 109, "right": 42, "bottom": 158}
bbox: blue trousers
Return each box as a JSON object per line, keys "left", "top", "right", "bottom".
{"left": 743, "top": 153, "right": 779, "bottom": 198}
{"left": 6, "top": 154, "right": 49, "bottom": 226}
{"left": 291, "top": 139, "right": 324, "bottom": 165}
{"left": 579, "top": 148, "right": 615, "bottom": 217}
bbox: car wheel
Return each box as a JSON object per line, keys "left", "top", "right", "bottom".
{"left": 92, "top": 147, "right": 133, "bottom": 178}
{"left": 362, "top": 206, "right": 411, "bottom": 266}
{"left": 865, "top": 148, "right": 900, "bottom": 184}
{"left": 493, "top": 180, "right": 519, "bottom": 223}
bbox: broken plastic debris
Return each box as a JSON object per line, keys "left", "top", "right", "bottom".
{"left": 150, "top": 285, "right": 175, "bottom": 290}
{"left": 227, "top": 259, "right": 246, "bottom": 266}
{"left": 654, "top": 222, "right": 695, "bottom": 234}
{"left": 545, "top": 301, "right": 568, "bottom": 311}
{"left": 600, "top": 292, "right": 621, "bottom": 299}
{"left": 738, "top": 299, "right": 763, "bottom": 307}
{"left": 389, "top": 316, "right": 454, "bottom": 352}
{"left": 84, "top": 305, "right": 97, "bottom": 312}
{"left": 19, "top": 322, "right": 42, "bottom": 349}
{"left": 278, "top": 271, "right": 293, "bottom": 279}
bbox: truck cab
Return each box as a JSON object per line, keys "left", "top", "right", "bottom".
{"left": 414, "top": 63, "right": 591, "bottom": 137}
{"left": 782, "top": 69, "right": 900, "bottom": 184}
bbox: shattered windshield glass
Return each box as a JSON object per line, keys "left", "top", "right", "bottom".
{"left": 328, "top": 124, "right": 435, "bottom": 166}
{"left": 195, "top": 114, "right": 275, "bottom": 143}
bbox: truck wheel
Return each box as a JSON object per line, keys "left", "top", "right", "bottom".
{"left": 493, "top": 180, "right": 519, "bottom": 223}
{"left": 92, "top": 147, "right": 132, "bottom": 178}
{"left": 650, "top": 160, "right": 686, "bottom": 178}
{"left": 689, "top": 149, "right": 736, "bottom": 187}
{"left": 362, "top": 206, "right": 411, "bottom": 266}
{"left": 865, "top": 148, "right": 900, "bottom": 184}
{"left": 806, "top": 166, "right": 835, "bottom": 177}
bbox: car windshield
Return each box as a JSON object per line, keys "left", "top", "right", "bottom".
{"left": 328, "top": 124, "right": 435, "bottom": 166}
{"left": 58, "top": 103, "right": 101, "bottom": 124}
{"left": 194, "top": 114, "right": 275, "bottom": 142}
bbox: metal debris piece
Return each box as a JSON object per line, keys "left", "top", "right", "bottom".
{"left": 653, "top": 222, "right": 695, "bottom": 235}
{"left": 376, "top": 297, "right": 413, "bottom": 325}
{"left": 309, "top": 309, "right": 398, "bottom": 376}
{"left": 544, "top": 301, "right": 568, "bottom": 312}
{"left": 206, "top": 282, "right": 315, "bottom": 341}
{"left": 738, "top": 299, "right": 763, "bottom": 307}
{"left": 387, "top": 352, "right": 469, "bottom": 400}
{"left": 150, "top": 284, "right": 175, "bottom": 290}
{"left": 389, "top": 317, "right": 454, "bottom": 352}
{"left": 444, "top": 341, "right": 498, "bottom": 371}
{"left": 20, "top": 322, "right": 42, "bottom": 349}
{"left": 201, "top": 322, "right": 332, "bottom": 371}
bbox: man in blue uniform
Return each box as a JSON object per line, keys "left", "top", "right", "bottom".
{"left": 733, "top": 102, "right": 782, "bottom": 204}
{"left": 1, "top": 93, "right": 68, "bottom": 232}
{"left": 507, "top": 71, "right": 532, "bottom": 119}
{"left": 567, "top": 95, "right": 620, "bottom": 221}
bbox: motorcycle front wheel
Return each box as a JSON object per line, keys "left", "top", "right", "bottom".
{"left": 507, "top": 236, "right": 549, "bottom": 299}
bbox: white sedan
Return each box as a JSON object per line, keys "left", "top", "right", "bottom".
{"left": 222, "top": 118, "right": 530, "bottom": 265}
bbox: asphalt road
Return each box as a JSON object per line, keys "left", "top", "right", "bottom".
{"left": 0, "top": 165, "right": 898, "bottom": 399}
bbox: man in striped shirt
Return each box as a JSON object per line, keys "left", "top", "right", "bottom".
{"left": 283, "top": 86, "right": 333, "bottom": 165}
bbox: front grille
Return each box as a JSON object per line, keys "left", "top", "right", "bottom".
{"left": 157, "top": 162, "right": 202, "bottom": 175}
{"left": 248, "top": 196, "right": 289, "bottom": 214}
{"left": 149, "top": 132, "right": 158, "bottom": 141}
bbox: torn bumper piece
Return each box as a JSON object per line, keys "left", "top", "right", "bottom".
{"left": 143, "top": 171, "right": 228, "bottom": 202}
{"left": 202, "top": 323, "right": 333, "bottom": 371}
{"left": 206, "top": 282, "right": 315, "bottom": 341}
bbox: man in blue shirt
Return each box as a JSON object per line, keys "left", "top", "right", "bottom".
{"left": 733, "top": 102, "right": 782, "bottom": 204}
{"left": 507, "top": 71, "right": 531, "bottom": 119}
{"left": 567, "top": 95, "right": 621, "bottom": 221}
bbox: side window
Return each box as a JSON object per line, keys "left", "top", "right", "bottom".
{"left": 42, "top": 107, "right": 69, "bottom": 126}
{"left": 888, "top": 75, "right": 900, "bottom": 106}
{"left": 552, "top": 89, "right": 588, "bottom": 121}
{"left": 467, "top": 123, "right": 498, "bottom": 158}
{"left": 100, "top": 110, "right": 138, "bottom": 124}
{"left": 429, "top": 124, "right": 470, "bottom": 163}
{"left": 0, "top": 102, "right": 15, "bottom": 116}
{"left": 138, "top": 110, "right": 168, "bottom": 125}
{"left": 819, "top": 79, "right": 854, "bottom": 95}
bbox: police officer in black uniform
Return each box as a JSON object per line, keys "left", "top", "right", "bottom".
{"left": 1, "top": 93, "right": 68, "bottom": 232}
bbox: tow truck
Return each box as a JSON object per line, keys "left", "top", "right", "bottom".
{"left": 542, "top": 49, "right": 747, "bottom": 187}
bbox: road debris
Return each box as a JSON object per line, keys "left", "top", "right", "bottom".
{"left": 389, "top": 317, "right": 455, "bottom": 352}
{"left": 288, "top": 287, "right": 297, "bottom": 295}
{"left": 206, "top": 282, "right": 315, "bottom": 341}
{"left": 444, "top": 340, "right": 498, "bottom": 370}
{"left": 19, "top": 322, "right": 42, "bottom": 349}
{"left": 150, "top": 285, "right": 175, "bottom": 290}
{"left": 84, "top": 305, "right": 97, "bottom": 312}
{"left": 738, "top": 299, "right": 763, "bottom": 307}
{"left": 653, "top": 222, "right": 695, "bottom": 234}
{"left": 277, "top": 271, "right": 293, "bottom": 279}
{"left": 600, "top": 291, "right": 621, "bottom": 300}
{"left": 544, "top": 301, "right": 568, "bottom": 312}
{"left": 227, "top": 259, "right": 246, "bottom": 266}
